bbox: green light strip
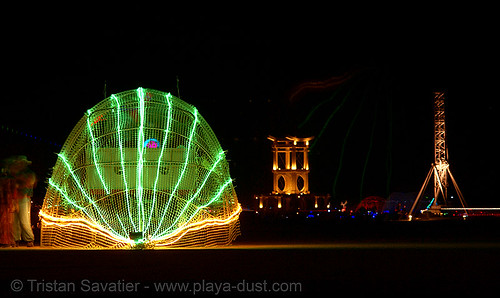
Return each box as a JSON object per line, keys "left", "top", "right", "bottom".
{"left": 153, "top": 107, "right": 199, "bottom": 237}
{"left": 186, "top": 178, "right": 233, "bottom": 222}
{"left": 116, "top": 213, "right": 128, "bottom": 236}
{"left": 86, "top": 115, "right": 110, "bottom": 195}
{"left": 49, "top": 179, "right": 130, "bottom": 242}
{"left": 112, "top": 94, "right": 136, "bottom": 232}
{"left": 56, "top": 153, "right": 122, "bottom": 237}
{"left": 163, "top": 151, "right": 225, "bottom": 232}
{"left": 144, "top": 93, "right": 173, "bottom": 233}
{"left": 48, "top": 178, "right": 84, "bottom": 212}
{"left": 136, "top": 87, "right": 146, "bottom": 231}
{"left": 153, "top": 178, "right": 232, "bottom": 240}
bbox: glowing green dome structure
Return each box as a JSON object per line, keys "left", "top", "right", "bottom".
{"left": 40, "top": 88, "right": 241, "bottom": 248}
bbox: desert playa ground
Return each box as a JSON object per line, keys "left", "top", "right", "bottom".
{"left": 1, "top": 214, "right": 499, "bottom": 296}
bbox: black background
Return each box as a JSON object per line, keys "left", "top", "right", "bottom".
{"left": 2, "top": 8, "right": 498, "bottom": 209}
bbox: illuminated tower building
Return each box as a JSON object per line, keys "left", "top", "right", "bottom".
{"left": 254, "top": 136, "right": 329, "bottom": 216}
{"left": 268, "top": 136, "right": 312, "bottom": 195}
{"left": 408, "top": 91, "right": 467, "bottom": 219}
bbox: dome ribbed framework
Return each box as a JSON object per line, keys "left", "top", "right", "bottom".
{"left": 40, "top": 88, "right": 241, "bottom": 248}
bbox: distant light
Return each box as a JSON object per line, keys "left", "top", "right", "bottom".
{"left": 144, "top": 138, "right": 159, "bottom": 148}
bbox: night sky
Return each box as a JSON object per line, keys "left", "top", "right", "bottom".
{"left": 2, "top": 11, "right": 498, "bottom": 208}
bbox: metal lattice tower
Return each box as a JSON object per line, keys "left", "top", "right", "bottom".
{"left": 433, "top": 92, "right": 449, "bottom": 205}
{"left": 408, "top": 91, "right": 467, "bottom": 219}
